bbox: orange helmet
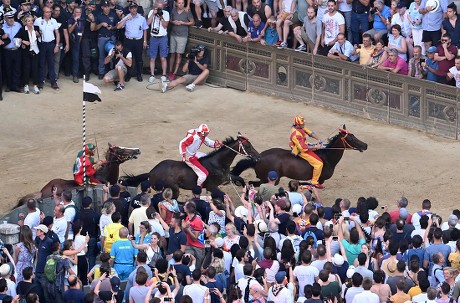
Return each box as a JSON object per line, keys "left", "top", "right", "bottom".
{"left": 198, "top": 124, "right": 210, "bottom": 133}
{"left": 293, "top": 115, "right": 305, "bottom": 127}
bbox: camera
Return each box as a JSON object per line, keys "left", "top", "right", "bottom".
{"left": 189, "top": 48, "right": 200, "bottom": 60}
{"left": 164, "top": 298, "right": 172, "bottom": 302}
{"left": 114, "top": 48, "right": 120, "bottom": 55}
{"left": 156, "top": 8, "right": 163, "bottom": 16}
{"left": 420, "top": 58, "right": 426, "bottom": 63}
{"left": 370, "top": 8, "right": 377, "bottom": 14}
{"left": 152, "top": 27, "right": 159, "bottom": 35}
{"left": 344, "top": 217, "right": 350, "bottom": 221}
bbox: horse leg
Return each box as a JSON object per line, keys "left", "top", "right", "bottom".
{"left": 171, "top": 186, "right": 181, "bottom": 200}
{"left": 229, "top": 175, "right": 246, "bottom": 187}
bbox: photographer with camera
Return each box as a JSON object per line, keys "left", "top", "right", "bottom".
{"left": 364, "top": 0, "right": 391, "bottom": 42}
{"left": 102, "top": 40, "right": 132, "bottom": 91}
{"left": 161, "top": 44, "right": 209, "bottom": 93}
{"left": 147, "top": 1, "right": 169, "bottom": 84}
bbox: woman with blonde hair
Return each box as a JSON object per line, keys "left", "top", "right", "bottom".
{"left": 19, "top": 14, "right": 40, "bottom": 94}
{"left": 223, "top": 223, "right": 240, "bottom": 252}
{"left": 159, "top": 188, "right": 180, "bottom": 225}
{"left": 439, "top": 267, "right": 459, "bottom": 296}
{"left": 14, "top": 225, "right": 36, "bottom": 283}
{"left": 99, "top": 201, "right": 115, "bottom": 235}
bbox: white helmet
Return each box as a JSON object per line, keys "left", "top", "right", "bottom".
{"left": 197, "top": 124, "right": 210, "bottom": 133}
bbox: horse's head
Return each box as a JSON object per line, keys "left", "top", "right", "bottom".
{"left": 338, "top": 125, "right": 368, "bottom": 152}
{"left": 106, "top": 143, "right": 141, "bottom": 163}
{"left": 236, "top": 132, "right": 261, "bottom": 160}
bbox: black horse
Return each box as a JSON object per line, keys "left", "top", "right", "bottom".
{"left": 124, "top": 134, "right": 260, "bottom": 198}
{"left": 231, "top": 126, "right": 367, "bottom": 187}
{"left": 16, "top": 143, "right": 141, "bottom": 207}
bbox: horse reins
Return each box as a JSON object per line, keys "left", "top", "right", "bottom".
{"left": 318, "top": 129, "right": 360, "bottom": 151}
{"left": 222, "top": 137, "right": 250, "bottom": 157}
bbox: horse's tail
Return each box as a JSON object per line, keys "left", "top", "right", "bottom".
{"left": 119, "top": 173, "right": 150, "bottom": 187}
{"left": 231, "top": 158, "right": 257, "bottom": 176}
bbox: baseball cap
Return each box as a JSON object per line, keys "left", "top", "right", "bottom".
{"left": 214, "top": 237, "right": 224, "bottom": 248}
{"left": 275, "top": 271, "right": 286, "bottom": 283}
{"left": 332, "top": 253, "right": 344, "bottom": 266}
{"left": 396, "top": 2, "right": 406, "bottom": 8}
{"left": 43, "top": 216, "right": 54, "bottom": 227}
{"left": 82, "top": 196, "right": 93, "bottom": 208}
{"left": 110, "top": 276, "right": 121, "bottom": 291}
{"left": 35, "top": 224, "right": 49, "bottom": 233}
{"left": 427, "top": 46, "right": 437, "bottom": 53}
{"left": 399, "top": 208, "right": 409, "bottom": 219}
{"left": 346, "top": 265, "right": 356, "bottom": 279}
{"left": 140, "top": 180, "right": 150, "bottom": 192}
{"left": 0, "top": 264, "right": 11, "bottom": 276}
{"left": 128, "top": 2, "right": 138, "bottom": 7}
{"left": 268, "top": 171, "right": 278, "bottom": 180}
{"left": 101, "top": 0, "right": 110, "bottom": 5}
{"left": 292, "top": 204, "right": 302, "bottom": 216}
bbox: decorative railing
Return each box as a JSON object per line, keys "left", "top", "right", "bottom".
{"left": 188, "top": 27, "right": 460, "bottom": 139}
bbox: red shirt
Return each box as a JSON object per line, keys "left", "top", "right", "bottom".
{"left": 185, "top": 214, "right": 205, "bottom": 248}
{"left": 436, "top": 44, "right": 458, "bottom": 76}
{"left": 388, "top": 209, "right": 412, "bottom": 224}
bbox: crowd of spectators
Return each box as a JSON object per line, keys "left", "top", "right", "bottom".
{"left": 0, "top": 170, "right": 459, "bottom": 303}
{"left": 1, "top": 0, "right": 460, "bottom": 101}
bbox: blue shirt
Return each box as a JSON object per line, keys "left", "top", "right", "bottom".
{"left": 373, "top": 6, "right": 391, "bottom": 30}
{"left": 264, "top": 27, "right": 279, "bottom": 45}
{"left": 110, "top": 239, "right": 135, "bottom": 265}
{"left": 35, "top": 236, "right": 53, "bottom": 273}
{"left": 330, "top": 40, "right": 354, "bottom": 59}
{"left": 247, "top": 20, "right": 265, "bottom": 39}
{"left": 3, "top": 21, "right": 21, "bottom": 49}
{"left": 95, "top": 10, "right": 119, "bottom": 37}
{"left": 425, "top": 57, "right": 439, "bottom": 82}
{"left": 420, "top": 0, "right": 447, "bottom": 31}
{"left": 167, "top": 228, "right": 187, "bottom": 255}
{"left": 119, "top": 13, "right": 148, "bottom": 39}
{"left": 408, "top": 2, "right": 423, "bottom": 30}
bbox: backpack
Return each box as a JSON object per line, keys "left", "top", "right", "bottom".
{"left": 44, "top": 255, "right": 62, "bottom": 282}
{"left": 303, "top": 230, "right": 318, "bottom": 248}
{"left": 287, "top": 235, "right": 302, "bottom": 253}
{"left": 65, "top": 204, "right": 80, "bottom": 223}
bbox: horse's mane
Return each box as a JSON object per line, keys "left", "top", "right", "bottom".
{"left": 201, "top": 136, "right": 236, "bottom": 159}
{"left": 325, "top": 132, "right": 342, "bottom": 148}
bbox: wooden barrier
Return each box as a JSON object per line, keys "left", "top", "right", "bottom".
{"left": 187, "top": 27, "right": 460, "bottom": 140}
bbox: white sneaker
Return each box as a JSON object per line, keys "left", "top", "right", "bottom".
{"left": 160, "top": 75, "right": 168, "bottom": 82}
{"left": 33, "top": 85, "right": 40, "bottom": 94}
{"left": 24, "top": 85, "right": 29, "bottom": 94}
{"left": 186, "top": 83, "right": 195, "bottom": 92}
{"left": 148, "top": 75, "right": 156, "bottom": 83}
{"left": 203, "top": 12, "right": 209, "bottom": 18}
{"left": 161, "top": 81, "right": 168, "bottom": 93}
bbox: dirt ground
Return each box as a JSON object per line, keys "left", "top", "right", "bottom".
{"left": 1, "top": 77, "right": 459, "bottom": 219}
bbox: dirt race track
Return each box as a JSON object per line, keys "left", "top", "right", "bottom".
{"left": 1, "top": 78, "right": 459, "bottom": 219}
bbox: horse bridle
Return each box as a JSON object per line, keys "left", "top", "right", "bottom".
{"left": 106, "top": 146, "right": 139, "bottom": 163}
{"left": 321, "top": 129, "right": 360, "bottom": 151}
{"left": 222, "top": 136, "right": 250, "bottom": 157}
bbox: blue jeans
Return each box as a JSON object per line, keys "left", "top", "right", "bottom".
{"left": 340, "top": 11, "right": 352, "bottom": 43}
{"left": 351, "top": 11, "right": 370, "bottom": 45}
{"left": 98, "top": 36, "right": 115, "bottom": 75}
{"left": 38, "top": 41, "right": 57, "bottom": 85}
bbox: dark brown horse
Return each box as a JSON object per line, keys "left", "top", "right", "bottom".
{"left": 124, "top": 134, "right": 260, "bottom": 198}
{"left": 231, "top": 126, "right": 368, "bottom": 187}
{"left": 16, "top": 143, "right": 141, "bottom": 207}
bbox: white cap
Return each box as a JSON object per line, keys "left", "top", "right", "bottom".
{"left": 332, "top": 253, "right": 345, "bottom": 266}
{"left": 214, "top": 238, "right": 224, "bottom": 248}
{"left": 346, "top": 265, "right": 356, "bottom": 279}
{"left": 234, "top": 206, "right": 248, "bottom": 219}
{"left": 254, "top": 219, "right": 268, "bottom": 233}
{"left": 292, "top": 204, "right": 302, "bottom": 216}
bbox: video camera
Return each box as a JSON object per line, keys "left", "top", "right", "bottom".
{"left": 188, "top": 48, "right": 200, "bottom": 60}
{"left": 156, "top": 8, "right": 163, "bottom": 16}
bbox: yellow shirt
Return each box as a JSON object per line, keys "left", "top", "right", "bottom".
{"left": 356, "top": 45, "right": 375, "bottom": 66}
{"left": 103, "top": 222, "right": 124, "bottom": 253}
{"left": 408, "top": 285, "right": 422, "bottom": 298}
{"left": 449, "top": 252, "right": 460, "bottom": 271}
